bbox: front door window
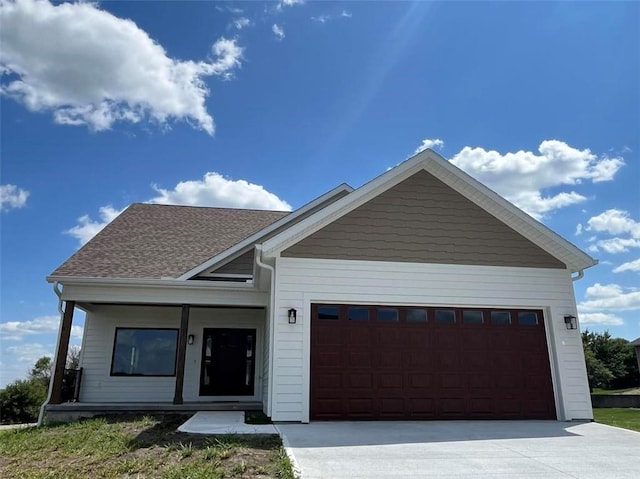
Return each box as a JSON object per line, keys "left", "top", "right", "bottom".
{"left": 199, "top": 328, "right": 256, "bottom": 396}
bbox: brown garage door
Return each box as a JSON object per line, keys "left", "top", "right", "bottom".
{"left": 311, "top": 304, "right": 556, "bottom": 420}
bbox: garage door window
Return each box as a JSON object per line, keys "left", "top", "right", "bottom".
{"left": 491, "top": 311, "right": 511, "bottom": 325}
{"left": 518, "top": 311, "right": 539, "bottom": 325}
{"left": 406, "top": 309, "right": 427, "bottom": 323}
{"left": 435, "top": 309, "right": 456, "bottom": 324}
{"left": 348, "top": 307, "right": 369, "bottom": 321}
{"left": 318, "top": 306, "right": 340, "bottom": 320}
{"left": 377, "top": 308, "right": 399, "bottom": 321}
{"left": 463, "top": 310, "right": 484, "bottom": 324}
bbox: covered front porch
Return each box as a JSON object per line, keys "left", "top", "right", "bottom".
{"left": 45, "top": 278, "right": 272, "bottom": 422}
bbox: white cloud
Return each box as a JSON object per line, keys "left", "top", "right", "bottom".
{"left": 578, "top": 283, "right": 640, "bottom": 312}
{"left": 592, "top": 238, "right": 640, "bottom": 254}
{"left": 578, "top": 312, "right": 624, "bottom": 326}
{"left": 575, "top": 224, "right": 583, "bottom": 236}
{"left": 66, "top": 205, "right": 123, "bottom": 246}
{"left": 0, "top": 183, "right": 29, "bottom": 211}
{"left": 149, "top": 172, "right": 292, "bottom": 211}
{"left": 278, "top": 0, "right": 304, "bottom": 8}
{"left": 6, "top": 343, "right": 52, "bottom": 364}
{"left": 415, "top": 138, "right": 444, "bottom": 154}
{"left": 584, "top": 209, "right": 640, "bottom": 254}
{"left": 586, "top": 209, "right": 640, "bottom": 237}
{"left": 450, "top": 140, "right": 624, "bottom": 219}
{"left": 0, "top": 0, "right": 244, "bottom": 134}
{"left": 613, "top": 258, "right": 640, "bottom": 273}
{"left": 0, "top": 315, "right": 83, "bottom": 341}
{"left": 66, "top": 173, "right": 291, "bottom": 245}
{"left": 272, "top": 24, "right": 285, "bottom": 40}
{"left": 311, "top": 14, "right": 330, "bottom": 24}
{"left": 341, "top": 11, "right": 352, "bottom": 18}
{"left": 232, "top": 17, "right": 251, "bottom": 30}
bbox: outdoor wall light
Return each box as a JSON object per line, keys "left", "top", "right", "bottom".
{"left": 564, "top": 315, "right": 577, "bottom": 330}
{"left": 187, "top": 334, "right": 195, "bottom": 345}
{"left": 288, "top": 308, "right": 297, "bottom": 324}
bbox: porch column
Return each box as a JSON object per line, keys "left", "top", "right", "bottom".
{"left": 173, "top": 304, "right": 190, "bottom": 405}
{"left": 49, "top": 300, "right": 75, "bottom": 404}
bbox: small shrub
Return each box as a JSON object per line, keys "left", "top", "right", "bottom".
{"left": 0, "top": 379, "right": 47, "bottom": 424}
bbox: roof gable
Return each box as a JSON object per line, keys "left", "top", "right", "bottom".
{"left": 262, "top": 150, "right": 597, "bottom": 273}
{"left": 282, "top": 170, "right": 565, "bottom": 269}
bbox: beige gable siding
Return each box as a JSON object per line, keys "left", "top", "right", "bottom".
{"left": 212, "top": 250, "right": 255, "bottom": 275}
{"left": 200, "top": 187, "right": 353, "bottom": 277}
{"left": 282, "top": 170, "right": 565, "bottom": 269}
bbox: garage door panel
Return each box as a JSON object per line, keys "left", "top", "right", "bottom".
{"left": 315, "top": 373, "right": 341, "bottom": 389}
{"left": 433, "top": 331, "right": 460, "bottom": 349}
{"left": 408, "top": 373, "right": 434, "bottom": 389}
{"left": 347, "top": 351, "right": 372, "bottom": 368}
{"left": 377, "top": 350, "right": 403, "bottom": 368}
{"left": 378, "top": 373, "right": 403, "bottom": 390}
{"left": 315, "top": 328, "right": 341, "bottom": 346}
{"left": 440, "top": 398, "right": 466, "bottom": 416}
{"left": 469, "top": 397, "right": 494, "bottom": 414}
{"left": 348, "top": 398, "right": 375, "bottom": 415}
{"left": 311, "top": 304, "right": 555, "bottom": 421}
{"left": 379, "top": 397, "right": 405, "bottom": 414}
{"left": 462, "top": 351, "right": 490, "bottom": 370}
{"left": 345, "top": 328, "right": 373, "bottom": 346}
{"left": 467, "top": 373, "right": 491, "bottom": 389}
{"left": 440, "top": 373, "right": 464, "bottom": 389}
{"left": 406, "top": 350, "right": 430, "bottom": 369}
{"left": 461, "top": 329, "right": 490, "bottom": 349}
{"left": 436, "top": 351, "right": 461, "bottom": 370}
{"left": 317, "top": 351, "right": 340, "bottom": 368}
{"left": 347, "top": 373, "right": 373, "bottom": 389}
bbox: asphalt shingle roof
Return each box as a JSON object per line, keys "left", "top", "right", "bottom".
{"left": 50, "top": 203, "right": 289, "bottom": 279}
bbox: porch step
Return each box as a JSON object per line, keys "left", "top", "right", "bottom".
{"left": 44, "top": 402, "right": 263, "bottom": 422}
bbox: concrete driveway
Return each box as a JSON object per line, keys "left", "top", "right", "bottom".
{"left": 276, "top": 420, "right": 640, "bottom": 478}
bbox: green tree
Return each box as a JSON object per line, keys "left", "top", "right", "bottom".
{"left": 0, "top": 379, "right": 47, "bottom": 424}
{"left": 29, "top": 356, "right": 53, "bottom": 388}
{"left": 582, "top": 330, "right": 640, "bottom": 390}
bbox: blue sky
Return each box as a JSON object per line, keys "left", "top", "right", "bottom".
{"left": 1, "top": 0, "right": 638, "bottom": 387}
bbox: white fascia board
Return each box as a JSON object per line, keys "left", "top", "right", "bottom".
{"left": 49, "top": 275, "right": 269, "bottom": 306}
{"left": 176, "top": 183, "right": 354, "bottom": 280}
{"left": 260, "top": 149, "right": 597, "bottom": 273}
{"left": 46, "top": 275, "right": 256, "bottom": 291}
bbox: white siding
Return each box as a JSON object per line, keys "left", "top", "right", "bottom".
{"left": 80, "top": 305, "right": 180, "bottom": 403}
{"left": 271, "top": 257, "right": 592, "bottom": 422}
{"left": 79, "top": 305, "right": 266, "bottom": 403}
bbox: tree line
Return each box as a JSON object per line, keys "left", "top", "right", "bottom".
{"left": 0, "top": 346, "right": 80, "bottom": 424}
{"left": 582, "top": 330, "right": 639, "bottom": 391}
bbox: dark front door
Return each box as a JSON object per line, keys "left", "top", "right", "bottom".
{"left": 200, "top": 328, "right": 256, "bottom": 396}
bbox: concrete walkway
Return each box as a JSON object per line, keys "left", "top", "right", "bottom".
{"left": 177, "top": 411, "right": 278, "bottom": 434}
{"left": 277, "top": 420, "right": 640, "bottom": 478}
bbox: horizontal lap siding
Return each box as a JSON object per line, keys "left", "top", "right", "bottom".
{"left": 272, "top": 257, "right": 591, "bottom": 422}
{"left": 282, "top": 171, "right": 564, "bottom": 270}
{"left": 80, "top": 306, "right": 181, "bottom": 403}
{"left": 80, "top": 305, "right": 266, "bottom": 404}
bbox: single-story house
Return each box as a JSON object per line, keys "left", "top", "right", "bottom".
{"left": 44, "top": 149, "right": 596, "bottom": 422}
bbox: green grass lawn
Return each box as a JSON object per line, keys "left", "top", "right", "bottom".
{"left": 593, "top": 408, "right": 640, "bottom": 432}
{"left": 0, "top": 414, "right": 294, "bottom": 479}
